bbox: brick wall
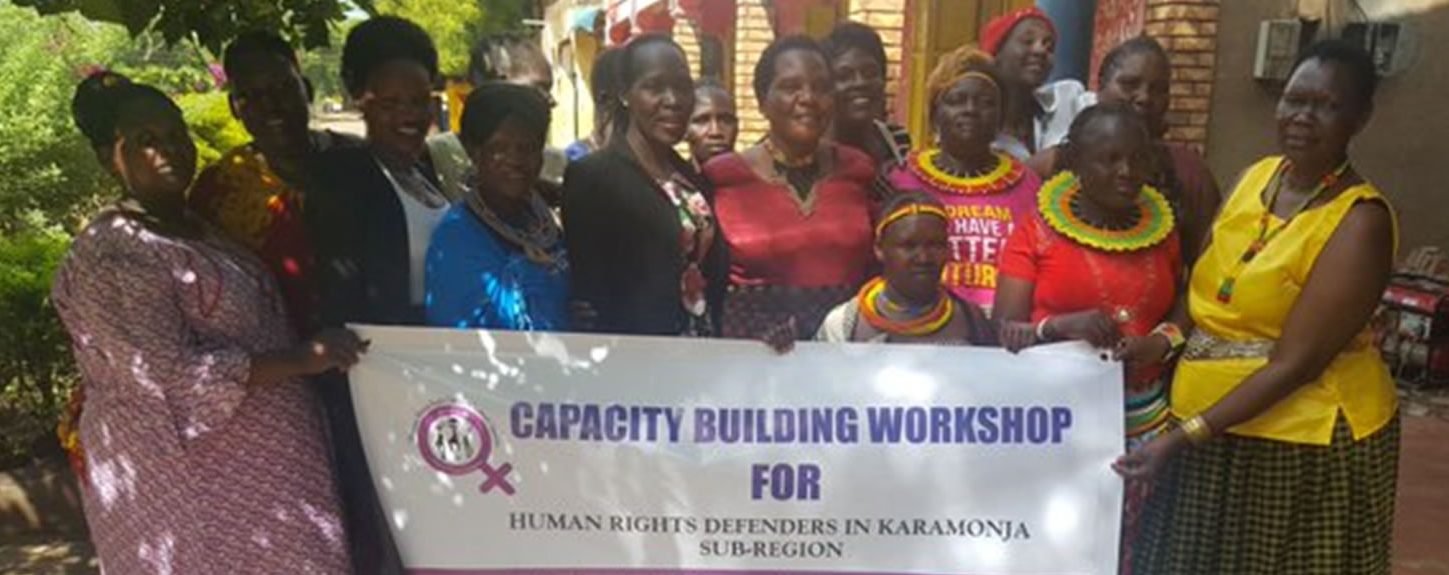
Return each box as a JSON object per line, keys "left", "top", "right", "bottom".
{"left": 674, "top": 17, "right": 703, "bottom": 78}
{"left": 1142, "top": 0, "right": 1220, "bottom": 150}
{"left": 847, "top": 0, "right": 908, "bottom": 123}
{"left": 734, "top": 0, "right": 775, "bottom": 146}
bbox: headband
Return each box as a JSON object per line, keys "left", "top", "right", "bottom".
{"left": 876, "top": 203, "right": 949, "bottom": 237}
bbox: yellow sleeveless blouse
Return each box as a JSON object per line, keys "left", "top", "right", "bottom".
{"left": 1171, "top": 156, "right": 1398, "bottom": 445}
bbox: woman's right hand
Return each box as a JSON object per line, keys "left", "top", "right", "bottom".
{"left": 1049, "top": 310, "right": 1121, "bottom": 348}
{"left": 296, "top": 328, "right": 369, "bottom": 374}
{"left": 998, "top": 321, "right": 1038, "bottom": 353}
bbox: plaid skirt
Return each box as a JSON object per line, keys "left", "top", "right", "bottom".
{"left": 1132, "top": 414, "right": 1400, "bottom": 575}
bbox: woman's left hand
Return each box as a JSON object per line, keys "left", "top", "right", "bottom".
{"left": 1113, "top": 334, "right": 1171, "bottom": 365}
{"left": 759, "top": 316, "right": 798, "bottom": 355}
{"left": 1112, "top": 429, "right": 1187, "bottom": 480}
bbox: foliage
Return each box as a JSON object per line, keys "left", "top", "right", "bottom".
{"left": 11, "top": 0, "right": 375, "bottom": 53}
{"left": 0, "top": 3, "right": 122, "bottom": 233}
{"left": 300, "top": 19, "right": 352, "bottom": 104}
{"left": 177, "top": 91, "right": 252, "bottom": 169}
{"left": 376, "top": 0, "right": 528, "bottom": 78}
{"left": 0, "top": 3, "right": 249, "bottom": 233}
{"left": 0, "top": 227, "right": 74, "bottom": 468}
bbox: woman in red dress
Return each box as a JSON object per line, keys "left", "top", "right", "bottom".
{"left": 993, "top": 102, "right": 1183, "bottom": 573}
{"left": 705, "top": 35, "right": 876, "bottom": 340}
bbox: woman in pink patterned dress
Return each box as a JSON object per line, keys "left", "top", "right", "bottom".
{"left": 52, "top": 73, "right": 365, "bottom": 574}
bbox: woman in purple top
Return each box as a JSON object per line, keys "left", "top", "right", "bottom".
{"left": 887, "top": 46, "right": 1041, "bottom": 314}
{"left": 52, "top": 72, "right": 365, "bottom": 575}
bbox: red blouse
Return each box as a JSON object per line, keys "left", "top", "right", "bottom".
{"left": 999, "top": 214, "right": 1181, "bottom": 384}
{"left": 705, "top": 144, "right": 876, "bottom": 288}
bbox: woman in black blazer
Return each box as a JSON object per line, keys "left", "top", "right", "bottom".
{"left": 305, "top": 16, "right": 443, "bottom": 575}
{"left": 563, "top": 35, "right": 728, "bottom": 336}
{"left": 310, "top": 16, "right": 448, "bottom": 329}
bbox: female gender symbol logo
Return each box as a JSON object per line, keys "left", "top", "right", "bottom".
{"left": 416, "top": 404, "right": 515, "bottom": 495}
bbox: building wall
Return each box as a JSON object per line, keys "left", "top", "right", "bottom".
{"left": 1206, "top": 0, "right": 1449, "bottom": 251}
{"left": 848, "top": 0, "right": 909, "bottom": 122}
{"left": 733, "top": 0, "right": 775, "bottom": 146}
{"left": 1144, "top": 0, "right": 1219, "bottom": 149}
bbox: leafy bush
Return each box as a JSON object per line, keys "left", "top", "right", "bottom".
{"left": 0, "top": 4, "right": 123, "bottom": 233}
{"left": 176, "top": 91, "right": 251, "bottom": 169}
{"left": 0, "top": 228, "right": 74, "bottom": 468}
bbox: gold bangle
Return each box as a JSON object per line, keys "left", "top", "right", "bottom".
{"left": 1179, "top": 415, "right": 1213, "bottom": 444}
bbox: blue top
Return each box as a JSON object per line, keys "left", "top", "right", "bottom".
{"left": 425, "top": 203, "right": 570, "bottom": 331}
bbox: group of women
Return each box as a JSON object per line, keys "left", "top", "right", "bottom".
{"left": 52, "top": 6, "right": 1401, "bottom": 575}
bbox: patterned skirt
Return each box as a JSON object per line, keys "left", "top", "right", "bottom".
{"left": 1132, "top": 414, "right": 1400, "bottom": 575}
{"left": 721, "top": 284, "right": 857, "bottom": 340}
{"left": 1120, "top": 381, "right": 1170, "bottom": 575}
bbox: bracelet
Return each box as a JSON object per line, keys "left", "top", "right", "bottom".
{"left": 1179, "top": 415, "right": 1213, "bottom": 445}
{"left": 1151, "top": 322, "right": 1187, "bottom": 357}
{"left": 1034, "top": 316, "right": 1053, "bottom": 341}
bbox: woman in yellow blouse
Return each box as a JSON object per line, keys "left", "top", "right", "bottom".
{"left": 1115, "top": 40, "right": 1399, "bottom": 574}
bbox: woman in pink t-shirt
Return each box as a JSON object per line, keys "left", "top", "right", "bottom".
{"left": 887, "top": 46, "right": 1041, "bottom": 313}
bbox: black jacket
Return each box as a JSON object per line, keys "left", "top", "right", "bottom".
{"left": 562, "top": 143, "right": 728, "bottom": 335}
{"left": 307, "top": 145, "right": 438, "bottom": 329}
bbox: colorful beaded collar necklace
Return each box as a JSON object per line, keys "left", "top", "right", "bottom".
{"left": 1216, "top": 159, "right": 1349, "bottom": 303}
{"left": 908, "top": 149, "right": 1026, "bottom": 196}
{"left": 856, "top": 277, "right": 955, "bottom": 336}
{"left": 1038, "top": 171, "right": 1174, "bottom": 252}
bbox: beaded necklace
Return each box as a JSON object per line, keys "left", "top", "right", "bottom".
{"left": 1038, "top": 171, "right": 1174, "bottom": 252}
{"left": 908, "top": 149, "right": 1026, "bottom": 196}
{"left": 855, "top": 277, "right": 955, "bottom": 336}
{"left": 463, "top": 185, "right": 562, "bottom": 267}
{"left": 1216, "top": 159, "right": 1348, "bottom": 303}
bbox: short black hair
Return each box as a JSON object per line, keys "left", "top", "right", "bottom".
{"left": 611, "top": 35, "right": 688, "bottom": 137}
{"left": 1059, "top": 100, "right": 1151, "bottom": 172}
{"left": 1097, "top": 35, "right": 1168, "bottom": 86}
{"left": 72, "top": 72, "right": 181, "bottom": 149}
{"left": 823, "top": 21, "right": 887, "bottom": 72}
{"left": 459, "top": 82, "right": 551, "bottom": 148}
{"left": 1292, "top": 39, "right": 1378, "bottom": 109}
{"left": 753, "top": 35, "right": 830, "bottom": 104}
{"left": 468, "top": 33, "right": 549, "bottom": 87}
{"left": 341, "top": 16, "right": 440, "bottom": 99}
{"left": 223, "top": 31, "right": 299, "bottom": 81}
{"left": 619, "top": 35, "right": 686, "bottom": 91}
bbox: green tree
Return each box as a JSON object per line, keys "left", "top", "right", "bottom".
{"left": 12, "top": 0, "right": 373, "bottom": 52}
{"left": 0, "top": 227, "right": 73, "bottom": 467}
{"left": 0, "top": 3, "right": 123, "bottom": 233}
{"left": 376, "top": 0, "right": 527, "bottom": 78}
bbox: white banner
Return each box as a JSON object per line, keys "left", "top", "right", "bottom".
{"left": 350, "top": 325, "right": 1125, "bottom": 575}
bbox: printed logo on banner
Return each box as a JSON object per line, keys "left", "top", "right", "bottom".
{"left": 415, "top": 402, "right": 516, "bottom": 495}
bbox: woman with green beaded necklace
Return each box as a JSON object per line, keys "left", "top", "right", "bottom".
{"left": 993, "top": 101, "right": 1181, "bottom": 571}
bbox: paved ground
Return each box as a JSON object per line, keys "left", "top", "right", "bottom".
{"left": 1393, "top": 387, "right": 1449, "bottom": 575}
{"left": 4, "top": 389, "right": 1446, "bottom": 574}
